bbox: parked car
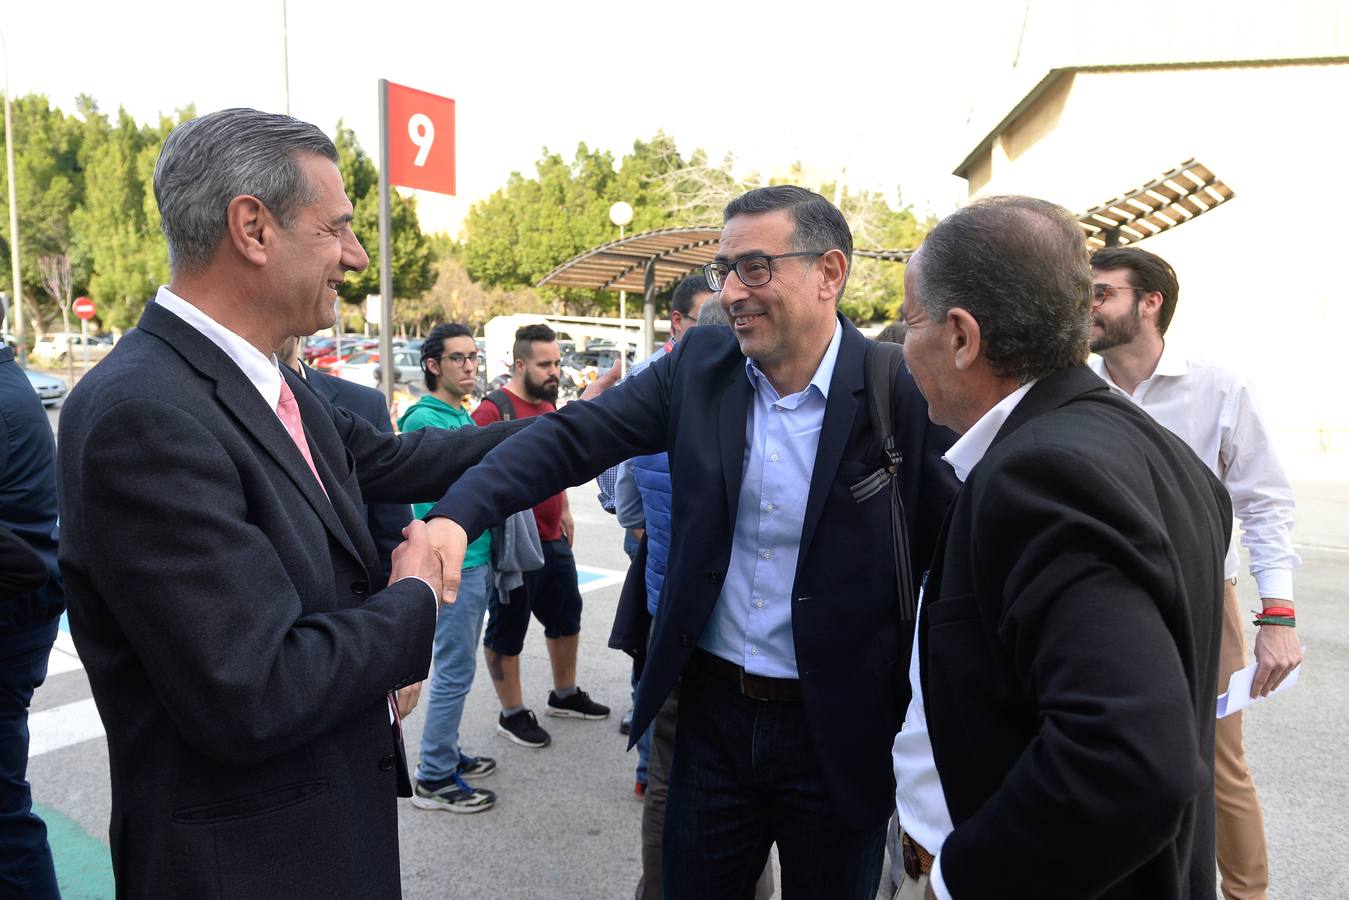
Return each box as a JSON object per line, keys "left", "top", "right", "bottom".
{"left": 311, "top": 339, "right": 378, "bottom": 373}
{"left": 32, "top": 332, "right": 114, "bottom": 364}
{"left": 24, "top": 368, "right": 67, "bottom": 407}
{"left": 302, "top": 337, "right": 336, "bottom": 362}
{"left": 338, "top": 349, "right": 422, "bottom": 388}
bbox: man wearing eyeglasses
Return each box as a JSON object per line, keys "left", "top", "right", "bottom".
{"left": 426, "top": 185, "right": 958, "bottom": 899}
{"left": 1089, "top": 246, "right": 1301, "bottom": 900}
{"left": 397, "top": 323, "right": 500, "bottom": 815}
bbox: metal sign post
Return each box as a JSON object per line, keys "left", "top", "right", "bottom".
{"left": 73, "top": 295, "right": 96, "bottom": 375}
{"left": 377, "top": 81, "right": 393, "bottom": 403}
{"left": 377, "top": 79, "right": 456, "bottom": 405}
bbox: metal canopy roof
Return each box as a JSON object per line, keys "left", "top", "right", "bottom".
{"left": 538, "top": 226, "right": 724, "bottom": 293}
{"left": 1079, "top": 159, "right": 1234, "bottom": 249}
{"left": 538, "top": 225, "right": 915, "bottom": 293}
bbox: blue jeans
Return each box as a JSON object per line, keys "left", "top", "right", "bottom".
{"left": 0, "top": 620, "right": 60, "bottom": 899}
{"left": 415, "top": 564, "right": 492, "bottom": 783}
{"left": 663, "top": 656, "right": 885, "bottom": 900}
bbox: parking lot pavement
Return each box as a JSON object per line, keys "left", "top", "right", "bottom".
{"left": 27, "top": 478, "right": 1349, "bottom": 899}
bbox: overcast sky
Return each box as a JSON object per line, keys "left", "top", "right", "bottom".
{"left": 5, "top": 0, "right": 1342, "bottom": 234}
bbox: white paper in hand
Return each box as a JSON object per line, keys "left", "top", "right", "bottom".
{"left": 1216, "top": 660, "right": 1302, "bottom": 719}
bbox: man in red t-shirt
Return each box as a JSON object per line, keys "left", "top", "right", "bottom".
{"left": 471, "top": 324, "right": 609, "bottom": 748}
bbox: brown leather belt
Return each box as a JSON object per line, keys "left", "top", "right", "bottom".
{"left": 901, "top": 832, "right": 934, "bottom": 879}
{"left": 690, "top": 649, "right": 802, "bottom": 702}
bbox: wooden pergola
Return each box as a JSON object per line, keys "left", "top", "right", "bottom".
{"left": 1079, "top": 159, "right": 1234, "bottom": 249}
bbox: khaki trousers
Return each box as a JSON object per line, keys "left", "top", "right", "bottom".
{"left": 1215, "top": 580, "right": 1270, "bottom": 900}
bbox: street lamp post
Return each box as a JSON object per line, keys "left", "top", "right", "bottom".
{"left": 608, "top": 201, "right": 633, "bottom": 377}
{"left": 1, "top": 30, "right": 23, "bottom": 367}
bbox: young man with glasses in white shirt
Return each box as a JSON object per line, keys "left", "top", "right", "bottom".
{"left": 1089, "top": 246, "right": 1301, "bottom": 900}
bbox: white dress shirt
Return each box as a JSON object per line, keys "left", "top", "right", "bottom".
{"left": 892, "top": 381, "right": 1035, "bottom": 900}
{"left": 1090, "top": 346, "right": 1300, "bottom": 599}
{"left": 154, "top": 286, "right": 283, "bottom": 407}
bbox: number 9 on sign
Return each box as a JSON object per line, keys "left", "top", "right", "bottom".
{"left": 408, "top": 113, "right": 435, "bottom": 167}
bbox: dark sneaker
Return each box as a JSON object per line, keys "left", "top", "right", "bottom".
{"left": 410, "top": 774, "right": 495, "bottom": 814}
{"left": 497, "top": 709, "right": 551, "bottom": 748}
{"left": 457, "top": 754, "right": 496, "bottom": 780}
{"left": 546, "top": 688, "right": 610, "bottom": 720}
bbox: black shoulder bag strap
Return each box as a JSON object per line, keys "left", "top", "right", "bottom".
{"left": 486, "top": 389, "right": 515, "bottom": 421}
{"left": 851, "top": 341, "right": 918, "bottom": 622}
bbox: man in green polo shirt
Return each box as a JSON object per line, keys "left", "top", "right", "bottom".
{"left": 401, "top": 323, "right": 498, "bottom": 814}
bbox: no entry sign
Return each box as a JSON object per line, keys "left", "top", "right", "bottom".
{"left": 74, "top": 296, "right": 96, "bottom": 320}
{"left": 383, "top": 81, "right": 456, "bottom": 196}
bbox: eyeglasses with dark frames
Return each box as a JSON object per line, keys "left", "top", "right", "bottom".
{"left": 1092, "top": 283, "right": 1146, "bottom": 307}
{"left": 703, "top": 251, "right": 825, "bottom": 291}
{"left": 435, "top": 352, "right": 480, "bottom": 367}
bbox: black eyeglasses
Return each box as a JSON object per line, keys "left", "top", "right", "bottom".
{"left": 435, "top": 352, "right": 479, "bottom": 367}
{"left": 1092, "top": 283, "right": 1146, "bottom": 307}
{"left": 703, "top": 251, "right": 824, "bottom": 291}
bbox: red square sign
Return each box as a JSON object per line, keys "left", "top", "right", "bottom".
{"left": 384, "top": 81, "right": 456, "bottom": 195}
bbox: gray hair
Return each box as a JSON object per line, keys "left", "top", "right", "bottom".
{"left": 724, "top": 185, "right": 853, "bottom": 302}
{"left": 694, "top": 293, "right": 729, "bottom": 327}
{"left": 154, "top": 108, "right": 339, "bottom": 273}
{"left": 910, "top": 196, "right": 1091, "bottom": 383}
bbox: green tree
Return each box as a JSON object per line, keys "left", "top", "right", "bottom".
{"left": 0, "top": 94, "right": 87, "bottom": 332}
{"left": 70, "top": 103, "right": 179, "bottom": 332}
{"left": 332, "top": 123, "right": 435, "bottom": 323}
{"left": 831, "top": 185, "right": 934, "bottom": 323}
{"left": 463, "top": 135, "right": 724, "bottom": 316}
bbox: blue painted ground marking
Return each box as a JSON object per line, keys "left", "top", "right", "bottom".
{"left": 33, "top": 803, "right": 114, "bottom": 899}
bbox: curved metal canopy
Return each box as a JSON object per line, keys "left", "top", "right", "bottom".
{"left": 538, "top": 225, "right": 916, "bottom": 293}
{"left": 537, "top": 226, "right": 724, "bottom": 293}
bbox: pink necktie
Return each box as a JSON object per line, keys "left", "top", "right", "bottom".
{"left": 276, "top": 377, "right": 328, "bottom": 498}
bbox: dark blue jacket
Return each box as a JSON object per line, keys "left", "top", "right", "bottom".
{"left": 630, "top": 452, "right": 670, "bottom": 616}
{"left": 0, "top": 347, "right": 63, "bottom": 635}
{"left": 433, "top": 316, "right": 958, "bottom": 827}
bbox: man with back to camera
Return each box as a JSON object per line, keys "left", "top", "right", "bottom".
{"left": 892, "top": 195, "right": 1231, "bottom": 899}
{"left": 426, "top": 185, "right": 959, "bottom": 899}
{"left": 470, "top": 323, "right": 610, "bottom": 750}
{"left": 56, "top": 108, "right": 527, "bottom": 898}
{"left": 0, "top": 341, "right": 63, "bottom": 899}
{"left": 1089, "top": 245, "right": 1301, "bottom": 900}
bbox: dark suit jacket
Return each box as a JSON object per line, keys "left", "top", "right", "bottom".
{"left": 300, "top": 364, "right": 413, "bottom": 580}
{"left": 434, "top": 316, "right": 958, "bottom": 827}
{"left": 0, "top": 346, "right": 63, "bottom": 633}
{"left": 57, "top": 302, "right": 525, "bottom": 899}
{"left": 920, "top": 366, "right": 1231, "bottom": 899}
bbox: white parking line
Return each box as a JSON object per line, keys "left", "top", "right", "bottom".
{"left": 575, "top": 564, "right": 627, "bottom": 594}
{"left": 46, "top": 630, "right": 83, "bottom": 676}
{"left": 28, "top": 698, "right": 105, "bottom": 758}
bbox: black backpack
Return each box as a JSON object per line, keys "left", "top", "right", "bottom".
{"left": 850, "top": 341, "right": 918, "bottom": 622}
{"left": 485, "top": 389, "right": 515, "bottom": 421}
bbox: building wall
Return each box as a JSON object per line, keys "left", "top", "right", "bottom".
{"left": 965, "top": 61, "right": 1349, "bottom": 468}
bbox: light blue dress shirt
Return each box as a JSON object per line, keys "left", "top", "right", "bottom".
{"left": 699, "top": 321, "right": 843, "bottom": 678}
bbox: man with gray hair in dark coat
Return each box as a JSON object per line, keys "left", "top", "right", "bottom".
{"left": 57, "top": 108, "right": 524, "bottom": 899}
